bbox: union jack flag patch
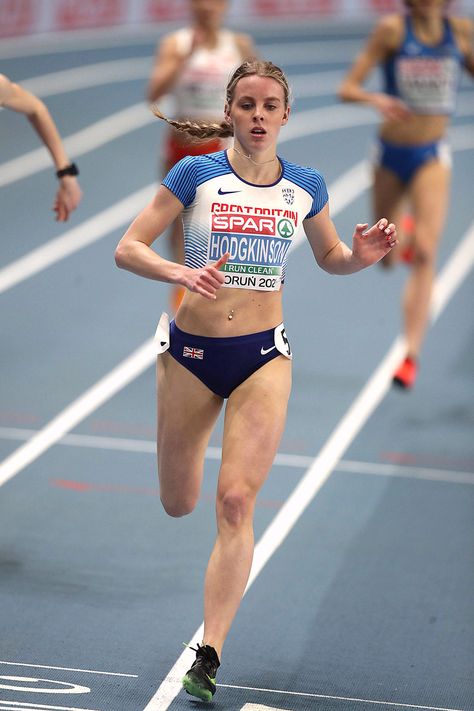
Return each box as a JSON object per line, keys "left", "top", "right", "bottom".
{"left": 183, "top": 346, "right": 204, "bottom": 359}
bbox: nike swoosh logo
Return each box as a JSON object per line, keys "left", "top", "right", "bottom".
{"left": 218, "top": 188, "right": 241, "bottom": 195}
{"left": 260, "top": 345, "right": 276, "bottom": 355}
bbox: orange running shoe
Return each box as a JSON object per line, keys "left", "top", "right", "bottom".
{"left": 400, "top": 244, "right": 415, "bottom": 265}
{"left": 393, "top": 357, "right": 418, "bottom": 389}
{"left": 401, "top": 213, "right": 415, "bottom": 236}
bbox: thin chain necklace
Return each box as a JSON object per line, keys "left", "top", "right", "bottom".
{"left": 232, "top": 145, "right": 277, "bottom": 166}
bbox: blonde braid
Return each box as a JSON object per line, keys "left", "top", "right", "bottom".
{"left": 152, "top": 107, "right": 233, "bottom": 139}
{"left": 152, "top": 61, "right": 290, "bottom": 141}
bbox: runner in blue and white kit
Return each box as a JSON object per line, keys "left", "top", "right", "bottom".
{"left": 116, "top": 60, "right": 397, "bottom": 703}
{"left": 339, "top": 0, "right": 474, "bottom": 388}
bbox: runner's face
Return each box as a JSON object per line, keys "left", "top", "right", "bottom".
{"left": 227, "top": 76, "right": 289, "bottom": 155}
{"left": 190, "top": 0, "right": 227, "bottom": 29}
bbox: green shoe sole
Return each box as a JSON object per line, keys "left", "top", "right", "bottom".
{"left": 182, "top": 674, "right": 214, "bottom": 702}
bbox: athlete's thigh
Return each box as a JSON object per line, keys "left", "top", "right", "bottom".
{"left": 409, "top": 160, "right": 451, "bottom": 247}
{"left": 219, "top": 355, "right": 292, "bottom": 495}
{"left": 373, "top": 167, "right": 407, "bottom": 265}
{"left": 373, "top": 166, "right": 406, "bottom": 223}
{"left": 157, "top": 352, "right": 223, "bottom": 490}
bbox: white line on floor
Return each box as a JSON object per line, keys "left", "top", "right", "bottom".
{"left": 0, "top": 701, "right": 101, "bottom": 711}
{"left": 0, "top": 660, "right": 137, "bottom": 677}
{"left": 231, "top": 684, "right": 466, "bottom": 710}
{"left": 141, "top": 221, "right": 474, "bottom": 708}
{"left": 0, "top": 102, "right": 155, "bottom": 189}
{"left": 0, "top": 33, "right": 363, "bottom": 61}
{"left": 0, "top": 185, "right": 155, "bottom": 295}
{"left": 0, "top": 427, "right": 473, "bottom": 485}
{"left": 0, "top": 340, "right": 155, "bottom": 488}
{"left": 17, "top": 62, "right": 344, "bottom": 101}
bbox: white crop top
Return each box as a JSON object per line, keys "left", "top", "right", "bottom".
{"left": 172, "top": 28, "right": 242, "bottom": 120}
{"left": 163, "top": 150, "right": 329, "bottom": 292}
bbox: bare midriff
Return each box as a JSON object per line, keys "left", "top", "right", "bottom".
{"left": 380, "top": 114, "right": 449, "bottom": 145}
{"left": 175, "top": 287, "right": 284, "bottom": 337}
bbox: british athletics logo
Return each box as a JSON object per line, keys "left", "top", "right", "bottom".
{"left": 183, "top": 346, "right": 204, "bottom": 359}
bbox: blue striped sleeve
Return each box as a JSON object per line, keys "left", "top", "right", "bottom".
{"left": 281, "top": 160, "right": 329, "bottom": 219}
{"left": 162, "top": 156, "right": 198, "bottom": 207}
{"left": 305, "top": 170, "right": 329, "bottom": 219}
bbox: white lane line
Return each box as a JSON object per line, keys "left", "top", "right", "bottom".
{"left": 336, "top": 460, "right": 474, "bottom": 486}
{"left": 233, "top": 685, "right": 466, "bottom": 711}
{"left": 1, "top": 427, "right": 473, "bottom": 485}
{"left": 0, "top": 25, "right": 169, "bottom": 58}
{"left": 0, "top": 702, "right": 101, "bottom": 711}
{"left": 431, "top": 221, "right": 474, "bottom": 320}
{"left": 0, "top": 185, "right": 155, "bottom": 295}
{"left": 0, "top": 660, "right": 137, "bottom": 677}
{"left": 20, "top": 58, "right": 153, "bottom": 98}
{"left": 141, "top": 221, "right": 474, "bottom": 709}
{"left": 0, "top": 102, "right": 154, "bottom": 188}
{"left": 17, "top": 63, "right": 342, "bottom": 100}
{"left": 0, "top": 34, "right": 363, "bottom": 61}
{"left": 0, "top": 340, "right": 156, "bottom": 488}
{"left": 0, "top": 21, "right": 370, "bottom": 60}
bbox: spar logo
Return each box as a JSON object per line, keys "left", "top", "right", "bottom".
{"left": 212, "top": 214, "right": 275, "bottom": 235}
{"left": 278, "top": 219, "right": 294, "bottom": 238}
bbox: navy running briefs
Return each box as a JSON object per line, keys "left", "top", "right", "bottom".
{"left": 168, "top": 319, "right": 290, "bottom": 398}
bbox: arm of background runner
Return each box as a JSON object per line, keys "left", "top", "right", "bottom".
{"left": 452, "top": 16, "right": 474, "bottom": 78}
{"left": 147, "top": 34, "right": 192, "bottom": 104}
{"left": 337, "top": 15, "right": 412, "bottom": 121}
{"left": 0, "top": 73, "right": 82, "bottom": 221}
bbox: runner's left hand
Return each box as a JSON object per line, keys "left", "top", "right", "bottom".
{"left": 352, "top": 219, "right": 397, "bottom": 267}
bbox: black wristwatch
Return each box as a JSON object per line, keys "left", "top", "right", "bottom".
{"left": 56, "top": 163, "right": 79, "bottom": 178}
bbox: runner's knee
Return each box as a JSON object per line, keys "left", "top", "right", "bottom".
{"left": 413, "top": 240, "right": 437, "bottom": 266}
{"left": 160, "top": 492, "right": 198, "bottom": 518}
{"left": 218, "top": 487, "right": 254, "bottom": 528}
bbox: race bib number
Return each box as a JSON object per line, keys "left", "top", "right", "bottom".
{"left": 274, "top": 323, "right": 292, "bottom": 360}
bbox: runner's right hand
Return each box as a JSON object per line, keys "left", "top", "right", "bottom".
{"left": 183, "top": 253, "right": 230, "bottom": 299}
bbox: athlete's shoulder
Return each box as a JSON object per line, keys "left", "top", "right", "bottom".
{"left": 234, "top": 32, "right": 257, "bottom": 59}
{"left": 371, "top": 13, "right": 404, "bottom": 53}
{"left": 280, "top": 158, "right": 326, "bottom": 193}
{"left": 163, "top": 151, "right": 231, "bottom": 204}
{"left": 159, "top": 27, "right": 191, "bottom": 56}
{"left": 170, "top": 150, "right": 228, "bottom": 173}
{"left": 449, "top": 15, "right": 474, "bottom": 48}
{"left": 192, "top": 150, "right": 232, "bottom": 180}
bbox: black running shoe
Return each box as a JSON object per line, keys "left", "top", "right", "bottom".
{"left": 182, "top": 643, "right": 220, "bottom": 702}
